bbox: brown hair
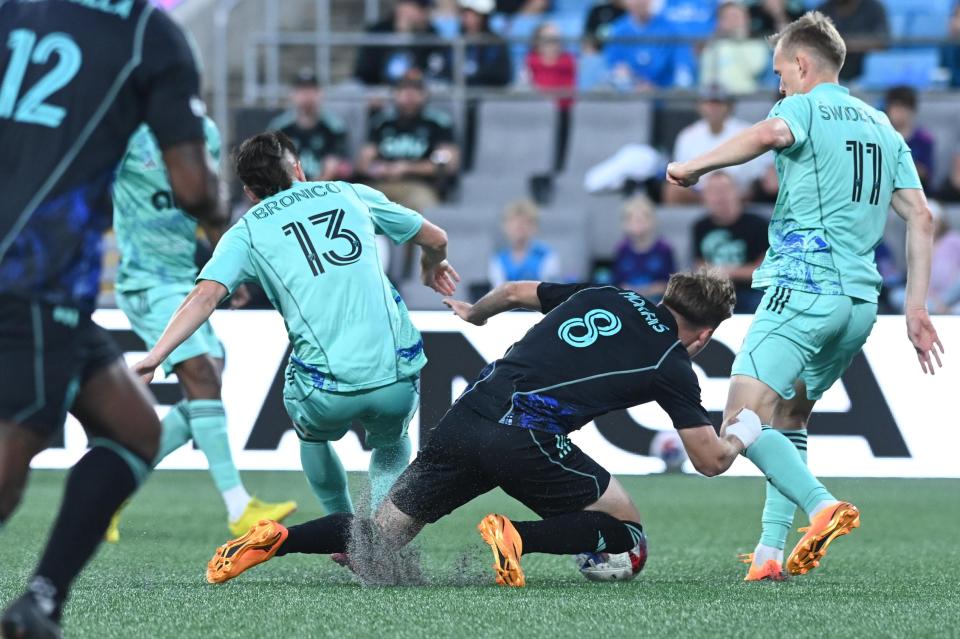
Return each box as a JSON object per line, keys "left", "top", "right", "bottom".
{"left": 769, "top": 11, "right": 846, "bottom": 72}
{"left": 662, "top": 268, "right": 737, "bottom": 329}
{"left": 235, "top": 131, "right": 299, "bottom": 199}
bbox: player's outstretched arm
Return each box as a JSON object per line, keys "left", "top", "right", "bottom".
{"left": 415, "top": 220, "right": 460, "bottom": 296}
{"left": 677, "top": 408, "right": 762, "bottom": 477}
{"left": 666, "top": 118, "right": 794, "bottom": 188}
{"left": 892, "top": 188, "right": 944, "bottom": 374}
{"left": 132, "top": 280, "right": 228, "bottom": 383}
{"left": 163, "top": 141, "right": 227, "bottom": 226}
{"left": 443, "top": 281, "right": 542, "bottom": 326}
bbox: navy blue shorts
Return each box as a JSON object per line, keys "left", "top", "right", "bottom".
{"left": 390, "top": 401, "right": 611, "bottom": 523}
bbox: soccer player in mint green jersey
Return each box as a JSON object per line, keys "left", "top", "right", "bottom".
{"left": 112, "top": 118, "right": 297, "bottom": 539}
{"left": 666, "top": 11, "right": 944, "bottom": 580}
{"left": 131, "top": 131, "right": 459, "bottom": 526}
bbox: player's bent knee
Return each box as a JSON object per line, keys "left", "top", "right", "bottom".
{"left": 88, "top": 437, "right": 152, "bottom": 487}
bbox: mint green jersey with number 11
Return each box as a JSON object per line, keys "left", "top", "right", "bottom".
{"left": 753, "top": 83, "right": 922, "bottom": 302}
{"left": 198, "top": 181, "right": 427, "bottom": 392}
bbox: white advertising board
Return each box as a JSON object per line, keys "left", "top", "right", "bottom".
{"left": 30, "top": 311, "right": 960, "bottom": 478}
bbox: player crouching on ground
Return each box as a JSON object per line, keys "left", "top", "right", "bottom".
{"left": 197, "top": 271, "right": 776, "bottom": 587}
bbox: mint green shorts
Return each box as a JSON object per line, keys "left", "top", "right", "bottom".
{"left": 117, "top": 283, "right": 224, "bottom": 375}
{"left": 731, "top": 286, "right": 877, "bottom": 401}
{"left": 283, "top": 371, "right": 420, "bottom": 448}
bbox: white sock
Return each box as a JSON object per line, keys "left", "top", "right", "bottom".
{"left": 810, "top": 499, "right": 839, "bottom": 519}
{"left": 753, "top": 543, "right": 783, "bottom": 566}
{"left": 222, "top": 484, "right": 252, "bottom": 521}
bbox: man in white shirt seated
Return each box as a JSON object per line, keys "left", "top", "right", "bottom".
{"left": 663, "top": 85, "right": 771, "bottom": 204}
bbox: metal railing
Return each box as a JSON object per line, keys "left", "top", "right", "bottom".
{"left": 212, "top": 0, "right": 960, "bottom": 139}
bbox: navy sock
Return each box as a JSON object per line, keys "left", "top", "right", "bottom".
{"left": 276, "top": 513, "right": 353, "bottom": 556}
{"left": 32, "top": 446, "right": 146, "bottom": 620}
{"left": 513, "top": 512, "right": 644, "bottom": 555}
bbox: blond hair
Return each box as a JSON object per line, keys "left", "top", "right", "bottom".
{"left": 621, "top": 195, "right": 655, "bottom": 222}
{"left": 503, "top": 198, "right": 540, "bottom": 222}
{"left": 662, "top": 268, "right": 737, "bottom": 329}
{"left": 769, "top": 11, "right": 846, "bottom": 72}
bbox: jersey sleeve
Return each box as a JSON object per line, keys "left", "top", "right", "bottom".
{"left": 653, "top": 357, "right": 713, "bottom": 430}
{"left": 768, "top": 95, "right": 811, "bottom": 154}
{"left": 133, "top": 9, "right": 205, "bottom": 149}
{"left": 536, "top": 283, "right": 595, "bottom": 314}
{"left": 893, "top": 135, "right": 923, "bottom": 190}
{"left": 197, "top": 222, "right": 256, "bottom": 293}
{"left": 350, "top": 183, "right": 425, "bottom": 244}
{"left": 203, "top": 117, "right": 222, "bottom": 163}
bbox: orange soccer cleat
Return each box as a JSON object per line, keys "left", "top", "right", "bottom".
{"left": 477, "top": 514, "right": 526, "bottom": 587}
{"left": 739, "top": 553, "right": 786, "bottom": 582}
{"left": 206, "top": 519, "right": 288, "bottom": 584}
{"left": 786, "top": 501, "right": 861, "bottom": 576}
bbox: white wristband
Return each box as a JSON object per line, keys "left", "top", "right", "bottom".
{"left": 726, "top": 408, "right": 762, "bottom": 449}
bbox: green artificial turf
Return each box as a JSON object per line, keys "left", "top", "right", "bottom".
{"left": 2, "top": 471, "right": 958, "bottom": 638}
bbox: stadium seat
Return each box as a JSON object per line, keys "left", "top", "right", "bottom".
{"left": 564, "top": 99, "right": 653, "bottom": 178}
{"left": 473, "top": 100, "right": 556, "bottom": 176}
{"left": 733, "top": 97, "right": 779, "bottom": 126}
{"left": 860, "top": 49, "right": 942, "bottom": 89}
{"left": 915, "top": 95, "right": 960, "bottom": 187}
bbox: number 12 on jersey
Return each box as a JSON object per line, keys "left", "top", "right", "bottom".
{"left": 0, "top": 29, "right": 82, "bottom": 128}
{"left": 845, "top": 139, "right": 882, "bottom": 206}
{"left": 283, "top": 208, "right": 363, "bottom": 277}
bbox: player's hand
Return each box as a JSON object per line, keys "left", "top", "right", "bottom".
{"left": 665, "top": 161, "right": 701, "bottom": 188}
{"left": 421, "top": 259, "right": 460, "bottom": 296}
{"left": 230, "top": 284, "right": 251, "bottom": 309}
{"left": 443, "top": 298, "right": 485, "bottom": 325}
{"left": 131, "top": 357, "right": 160, "bottom": 385}
{"left": 906, "top": 307, "right": 944, "bottom": 375}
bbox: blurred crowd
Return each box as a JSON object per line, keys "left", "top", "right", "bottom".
{"left": 351, "top": 0, "right": 960, "bottom": 94}
{"left": 98, "top": 0, "right": 960, "bottom": 316}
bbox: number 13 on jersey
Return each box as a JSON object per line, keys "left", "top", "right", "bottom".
{"left": 283, "top": 208, "right": 363, "bottom": 277}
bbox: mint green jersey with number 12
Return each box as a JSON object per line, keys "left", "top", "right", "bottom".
{"left": 753, "top": 83, "right": 922, "bottom": 302}
{"left": 198, "top": 181, "right": 426, "bottom": 392}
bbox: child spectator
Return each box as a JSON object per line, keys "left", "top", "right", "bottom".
{"left": 613, "top": 196, "right": 675, "bottom": 299}
{"left": 489, "top": 199, "right": 562, "bottom": 286}
{"left": 526, "top": 22, "right": 576, "bottom": 171}
{"left": 885, "top": 86, "right": 934, "bottom": 189}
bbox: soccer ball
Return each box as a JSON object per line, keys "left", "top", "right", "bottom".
{"left": 575, "top": 540, "right": 648, "bottom": 582}
{"left": 649, "top": 429, "right": 688, "bottom": 472}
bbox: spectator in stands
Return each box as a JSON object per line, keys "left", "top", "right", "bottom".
{"left": 946, "top": 3, "right": 960, "bottom": 88}
{"left": 495, "top": 0, "right": 550, "bottom": 15}
{"left": 613, "top": 195, "right": 675, "bottom": 299}
{"left": 699, "top": 1, "right": 770, "bottom": 95}
{"left": 885, "top": 86, "right": 935, "bottom": 189}
{"left": 358, "top": 70, "right": 460, "bottom": 213}
{"left": 929, "top": 201, "right": 960, "bottom": 314}
{"left": 874, "top": 240, "right": 905, "bottom": 314}
{"left": 692, "top": 171, "right": 768, "bottom": 313}
{"left": 937, "top": 153, "right": 960, "bottom": 203}
{"left": 268, "top": 68, "right": 349, "bottom": 182}
{"left": 354, "top": 0, "right": 449, "bottom": 85}
{"left": 577, "top": 35, "right": 609, "bottom": 91}
{"left": 460, "top": 0, "right": 512, "bottom": 87}
{"left": 604, "top": 0, "right": 697, "bottom": 90}
{"left": 585, "top": 0, "right": 627, "bottom": 48}
{"left": 746, "top": 0, "right": 804, "bottom": 37}
{"left": 458, "top": 0, "right": 512, "bottom": 171}
{"left": 664, "top": 85, "right": 769, "bottom": 204}
{"left": 526, "top": 22, "right": 576, "bottom": 171}
{"left": 818, "top": 0, "right": 889, "bottom": 81}
{"left": 488, "top": 198, "right": 561, "bottom": 287}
